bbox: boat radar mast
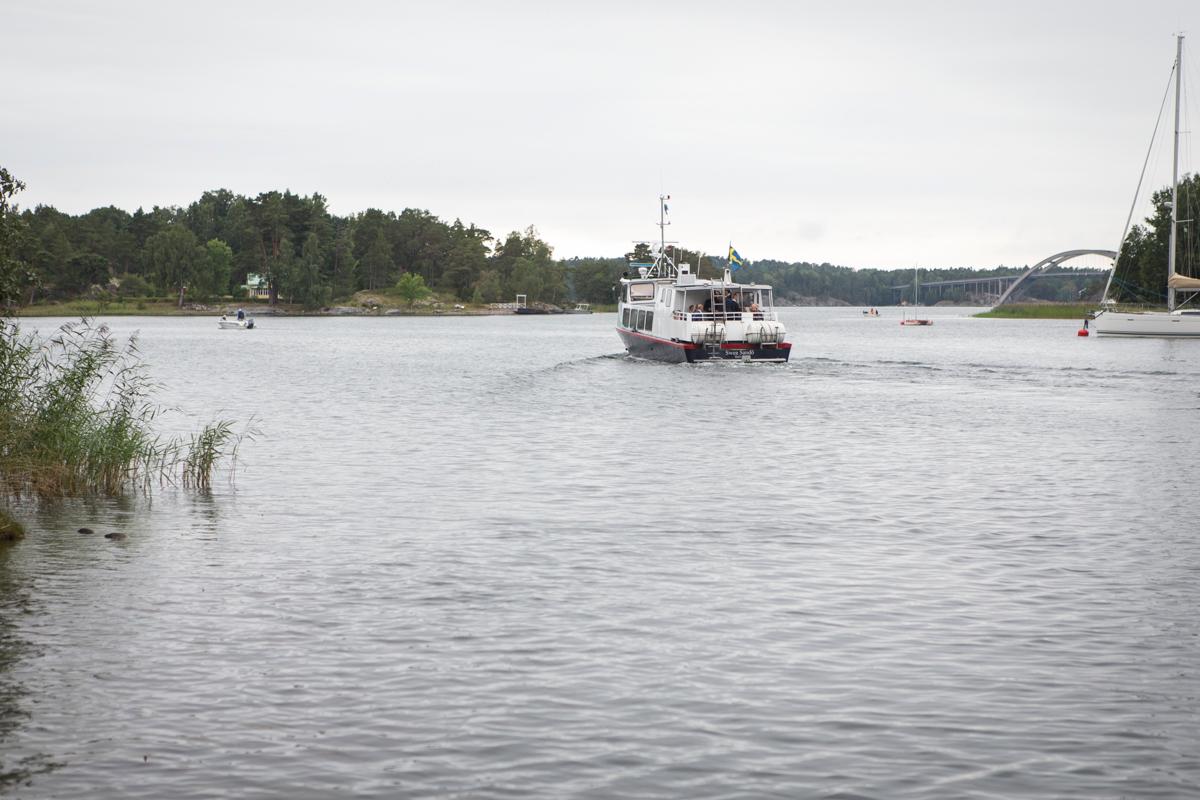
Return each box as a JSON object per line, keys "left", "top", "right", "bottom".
{"left": 629, "top": 194, "right": 681, "bottom": 279}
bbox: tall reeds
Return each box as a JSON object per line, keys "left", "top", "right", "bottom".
{"left": 1, "top": 319, "right": 243, "bottom": 498}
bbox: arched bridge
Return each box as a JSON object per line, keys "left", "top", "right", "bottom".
{"left": 890, "top": 249, "right": 1115, "bottom": 305}
{"left": 992, "top": 249, "right": 1116, "bottom": 306}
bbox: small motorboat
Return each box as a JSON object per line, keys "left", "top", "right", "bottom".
{"left": 219, "top": 309, "right": 255, "bottom": 330}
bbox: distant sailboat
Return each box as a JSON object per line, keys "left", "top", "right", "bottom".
{"left": 900, "top": 267, "right": 932, "bottom": 326}
{"left": 1093, "top": 34, "right": 1200, "bottom": 337}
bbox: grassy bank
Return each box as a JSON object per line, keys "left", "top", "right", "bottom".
{"left": 974, "top": 303, "right": 1097, "bottom": 319}
{"left": 15, "top": 298, "right": 213, "bottom": 316}
{"left": 16, "top": 297, "right": 508, "bottom": 317}
{"left": 15, "top": 297, "right": 321, "bottom": 317}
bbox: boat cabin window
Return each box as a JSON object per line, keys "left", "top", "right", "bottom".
{"left": 628, "top": 283, "right": 654, "bottom": 302}
{"left": 641, "top": 310, "right": 653, "bottom": 331}
{"left": 622, "top": 307, "right": 632, "bottom": 327}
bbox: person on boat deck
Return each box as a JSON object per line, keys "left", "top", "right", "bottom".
{"left": 691, "top": 303, "right": 704, "bottom": 320}
{"left": 749, "top": 302, "right": 763, "bottom": 320}
{"left": 725, "top": 291, "right": 741, "bottom": 314}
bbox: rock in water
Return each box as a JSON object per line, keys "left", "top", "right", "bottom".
{"left": 104, "top": 532, "right": 127, "bottom": 541}
{"left": 1, "top": 512, "right": 26, "bottom": 544}
{"left": 78, "top": 527, "right": 95, "bottom": 535}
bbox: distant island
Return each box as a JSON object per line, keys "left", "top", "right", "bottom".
{"left": 3, "top": 166, "right": 1190, "bottom": 315}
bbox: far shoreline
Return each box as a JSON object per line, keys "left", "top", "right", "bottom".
{"left": 10, "top": 300, "right": 1103, "bottom": 320}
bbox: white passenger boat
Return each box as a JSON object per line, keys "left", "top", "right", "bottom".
{"left": 1094, "top": 35, "right": 1200, "bottom": 338}
{"left": 616, "top": 197, "right": 790, "bottom": 363}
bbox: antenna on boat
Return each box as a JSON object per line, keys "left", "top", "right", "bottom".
{"left": 658, "top": 194, "right": 670, "bottom": 254}
{"left": 637, "top": 195, "right": 678, "bottom": 279}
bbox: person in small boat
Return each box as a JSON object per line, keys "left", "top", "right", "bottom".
{"left": 221, "top": 314, "right": 227, "bottom": 321}
{"left": 236, "top": 308, "right": 245, "bottom": 321}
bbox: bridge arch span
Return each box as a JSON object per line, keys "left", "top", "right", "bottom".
{"left": 994, "top": 249, "right": 1116, "bottom": 306}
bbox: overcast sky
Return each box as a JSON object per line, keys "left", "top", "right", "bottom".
{"left": 5, "top": 1, "right": 1198, "bottom": 269}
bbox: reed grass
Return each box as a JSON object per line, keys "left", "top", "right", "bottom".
{"left": 974, "top": 303, "right": 1097, "bottom": 319}
{"left": 0, "top": 318, "right": 244, "bottom": 499}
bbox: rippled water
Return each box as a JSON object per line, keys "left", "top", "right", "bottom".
{"left": 3, "top": 308, "right": 1199, "bottom": 799}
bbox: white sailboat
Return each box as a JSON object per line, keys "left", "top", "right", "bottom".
{"left": 1094, "top": 35, "right": 1200, "bottom": 337}
{"left": 900, "top": 267, "right": 932, "bottom": 326}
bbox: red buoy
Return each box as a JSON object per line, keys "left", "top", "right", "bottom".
{"left": 1077, "top": 328, "right": 1089, "bottom": 337}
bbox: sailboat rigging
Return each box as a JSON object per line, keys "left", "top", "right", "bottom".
{"left": 900, "top": 267, "right": 932, "bottom": 326}
{"left": 1094, "top": 34, "right": 1200, "bottom": 337}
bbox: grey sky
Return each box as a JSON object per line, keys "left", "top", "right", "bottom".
{"left": 5, "top": 0, "right": 1197, "bottom": 269}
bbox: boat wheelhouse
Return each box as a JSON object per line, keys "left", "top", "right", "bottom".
{"left": 616, "top": 198, "right": 790, "bottom": 363}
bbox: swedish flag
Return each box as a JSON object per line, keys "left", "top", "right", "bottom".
{"left": 728, "top": 245, "right": 745, "bottom": 271}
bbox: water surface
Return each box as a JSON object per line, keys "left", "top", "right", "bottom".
{"left": 2, "top": 308, "right": 1198, "bottom": 798}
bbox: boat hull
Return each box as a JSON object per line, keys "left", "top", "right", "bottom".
{"left": 1092, "top": 311, "right": 1200, "bottom": 337}
{"left": 617, "top": 329, "right": 791, "bottom": 363}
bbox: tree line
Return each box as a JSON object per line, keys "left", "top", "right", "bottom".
{"left": 5, "top": 165, "right": 1187, "bottom": 312}
{"left": 1, "top": 179, "right": 589, "bottom": 310}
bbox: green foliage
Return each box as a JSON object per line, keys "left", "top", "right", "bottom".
{"left": 292, "top": 233, "right": 331, "bottom": 309}
{"left": 0, "top": 318, "right": 242, "bottom": 497}
{"left": 395, "top": 271, "right": 432, "bottom": 306}
{"left": 0, "top": 168, "right": 36, "bottom": 310}
{"left": 63, "top": 252, "right": 111, "bottom": 294}
{"left": 197, "top": 238, "right": 234, "bottom": 299}
{"left": 472, "top": 270, "right": 502, "bottom": 303}
{"left": 115, "top": 273, "right": 153, "bottom": 298}
{"left": 360, "top": 227, "right": 393, "bottom": 292}
{"left": 564, "top": 257, "right": 624, "bottom": 305}
{"left": 144, "top": 224, "right": 200, "bottom": 306}
{"left": 330, "top": 225, "right": 358, "bottom": 298}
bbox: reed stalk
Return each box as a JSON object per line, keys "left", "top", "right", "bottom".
{"left": 0, "top": 318, "right": 244, "bottom": 500}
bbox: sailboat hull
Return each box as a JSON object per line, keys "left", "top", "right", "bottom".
{"left": 1092, "top": 310, "right": 1200, "bottom": 337}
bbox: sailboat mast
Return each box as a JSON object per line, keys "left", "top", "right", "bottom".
{"left": 1168, "top": 34, "right": 1183, "bottom": 311}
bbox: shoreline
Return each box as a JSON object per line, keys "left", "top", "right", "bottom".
{"left": 11, "top": 301, "right": 1101, "bottom": 320}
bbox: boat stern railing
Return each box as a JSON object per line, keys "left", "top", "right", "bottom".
{"left": 672, "top": 310, "right": 778, "bottom": 323}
